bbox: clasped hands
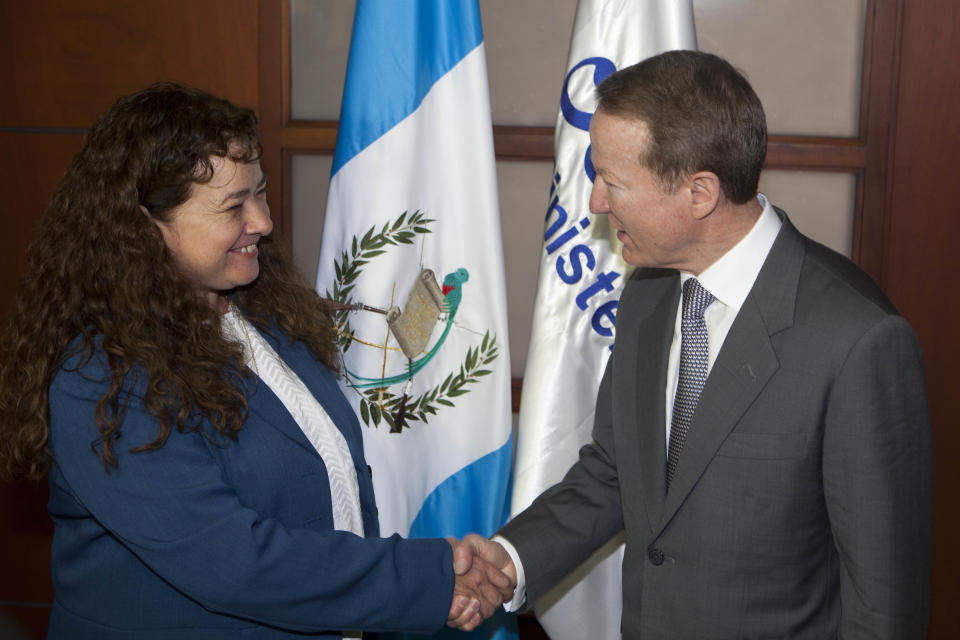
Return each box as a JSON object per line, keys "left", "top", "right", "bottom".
{"left": 445, "top": 534, "right": 517, "bottom": 631}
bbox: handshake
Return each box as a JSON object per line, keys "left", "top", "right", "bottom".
{"left": 445, "top": 534, "right": 518, "bottom": 631}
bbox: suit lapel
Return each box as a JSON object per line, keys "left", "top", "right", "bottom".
{"left": 658, "top": 209, "right": 805, "bottom": 528}
{"left": 659, "top": 297, "right": 779, "bottom": 522}
{"left": 617, "top": 271, "right": 679, "bottom": 534}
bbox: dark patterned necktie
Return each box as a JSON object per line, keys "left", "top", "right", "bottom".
{"left": 666, "top": 278, "right": 715, "bottom": 489}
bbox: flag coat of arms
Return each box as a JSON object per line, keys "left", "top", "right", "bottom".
{"left": 316, "top": 4, "right": 514, "bottom": 637}
{"left": 512, "top": 1, "right": 696, "bottom": 638}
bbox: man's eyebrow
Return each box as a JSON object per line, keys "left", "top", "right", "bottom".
{"left": 218, "top": 174, "right": 267, "bottom": 206}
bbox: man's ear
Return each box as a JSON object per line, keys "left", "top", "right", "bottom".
{"left": 688, "top": 171, "right": 720, "bottom": 220}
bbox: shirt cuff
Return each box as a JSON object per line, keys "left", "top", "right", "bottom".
{"left": 491, "top": 534, "right": 527, "bottom": 612}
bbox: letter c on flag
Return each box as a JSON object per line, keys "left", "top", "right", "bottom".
{"left": 560, "top": 57, "right": 617, "bottom": 132}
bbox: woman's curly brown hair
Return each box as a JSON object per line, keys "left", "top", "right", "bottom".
{"left": 0, "top": 83, "right": 339, "bottom": 481}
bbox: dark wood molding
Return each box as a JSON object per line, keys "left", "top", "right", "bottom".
{"left": 855, "top": 0, "right": 903, "bottom": 287}
{"left": 493, "top": 125, "right": 555, "bottom": 161}
{"left": 277, "top": 122, "right": 873, "bottom": 170}
{"left": 511, "top": 377, "right": 522, "bottom": 414}
{"left": 882, "top": 1, "right": 960, "bottom": 633}
{"left": 258, "top": 0, "right": 287, "bottom": 248}
{"left": 280, "top": 0, "right": 291, "bottom": 127}
{"left": 488, "top": 130, "right": 876, "bottom": 169}
{"left": 282, "top": 147, "right": 295, "bottom": 257}
{"left": 765, "top": 137, "right": 867, "bottom": 171}
{"left": 275, "top": 129, "right": 878, "bottom": 195}
{"left": 281, "top": 121, "right": 339, "bottom": 151}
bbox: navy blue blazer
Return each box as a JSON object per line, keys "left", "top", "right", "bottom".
{"left": 46, "top": 327, "right": 453, "bottom": 638}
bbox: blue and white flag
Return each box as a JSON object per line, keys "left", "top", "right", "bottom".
{"left": 512, "top": 1, "right": 696, "bottom": 638}
{"left": 316, "top": 2, "right": 514, "bottom": 638}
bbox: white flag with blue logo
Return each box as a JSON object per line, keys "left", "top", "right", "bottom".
{"left": 512, "top": 1, "right": 696, "bottom": 638}
{"left": 316, "top": 1, "right": 514, "bottom": 638}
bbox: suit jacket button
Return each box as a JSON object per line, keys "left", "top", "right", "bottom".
{"left": 648, "top": 547, "right": 664, "bottom": 566}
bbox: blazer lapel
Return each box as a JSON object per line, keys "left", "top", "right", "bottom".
{"left": 658, "top": 209, "right": 805, "bottom": 528}
{"left": 244, "top": 330, "right": 321, "bottom": 457}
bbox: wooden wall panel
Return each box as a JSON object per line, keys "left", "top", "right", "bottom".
{"left": 0, "top": 133, "right": 82, "bottom": 638}
{"left": 0, "top": 3, "right": 265, "bottom": 637}
{"left": 884, "top": 1, "right": 960, "bottom": 636}
{"left": 0, "top": 479, "right": 52, "bottom": 637}
{"left": 0, "top": 132, "right": 79, "bottom": 635}
{"left": 0, "top": 132, "right": 85, "bottom": 321}
{"left": 0, "top": 603, "right": 49, "bottom": 640}
{"left": 0, "top": 0, "right": 259, "bottom": 128}
{"left": 0, "top": 480, "right": 52, "bottom": 600}
{"left": 258, "top": 0, "right": 286, "bottom": 240}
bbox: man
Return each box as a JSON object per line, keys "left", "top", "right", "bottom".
{"left": 463, "top": 50, "right": 933, "bottom": 638}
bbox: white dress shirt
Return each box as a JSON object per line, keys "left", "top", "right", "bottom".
{"left": 499, "top": 194, "right": 782, "bottom": 612}
{"left": 663, "top": 194, "right": 781, "bottom": 455}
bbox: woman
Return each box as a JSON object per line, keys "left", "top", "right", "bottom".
{"left": 0, "top": 84, "right": 507, "bottom": 638}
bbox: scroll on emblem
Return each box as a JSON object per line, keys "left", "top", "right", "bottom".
{"left": 386, "top": 269, "right": 446, "bottom": 359}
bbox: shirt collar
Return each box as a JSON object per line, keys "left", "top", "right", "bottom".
{"left": 682, "top": 193, "right": 781, "bottom": 313}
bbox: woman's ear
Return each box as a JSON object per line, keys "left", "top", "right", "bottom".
{"left": 142, "top": 204, "right": 174, "bottom": 247}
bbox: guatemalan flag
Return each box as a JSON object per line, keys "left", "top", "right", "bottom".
{"left": 512, "top": 1, "right": 696, "bottom": 638}
{"left": 316, "top": 2, "right": 515, "bottom": 638}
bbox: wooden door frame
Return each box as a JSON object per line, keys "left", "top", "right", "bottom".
{"left": 256, "top": 0, "right": 902, "bottom": 287}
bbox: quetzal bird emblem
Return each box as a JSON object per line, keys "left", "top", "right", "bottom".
{"left": 345, "top": 268, "right": 469, "bottom": 429}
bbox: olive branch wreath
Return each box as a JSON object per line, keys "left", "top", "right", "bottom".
{"left": 324, "top": 209, "right": 501, "bottom": 431}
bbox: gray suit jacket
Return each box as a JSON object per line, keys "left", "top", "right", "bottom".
{"left": 501, "top": 211, "right": 932, "bottom": 639}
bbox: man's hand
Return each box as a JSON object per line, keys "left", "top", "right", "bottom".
{"left": 458, "top": 534, "right": 517, "bottom": 595}
{"left": 445, "top": 535, "right": 518, "bottom": 631}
